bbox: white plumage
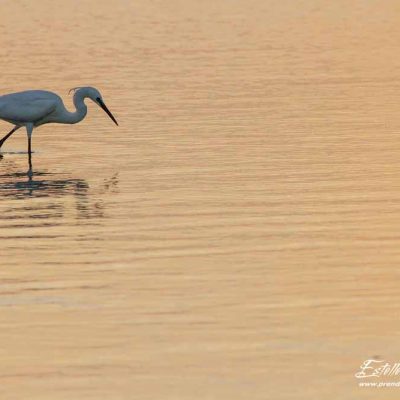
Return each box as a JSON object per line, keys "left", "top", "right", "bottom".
{"left": 0, "top": 86, "right": 118, "bottom": 156}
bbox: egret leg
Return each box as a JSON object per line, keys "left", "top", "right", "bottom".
{"left": 26, "top": 124, "right": 33, "bottom": 154}
{"left": 28, "top": 152, "right": 33, "bottom": 175}
{"left": 26, "top": 124, "right": 33, "bottom": 175}
{"left": 0, "top": 125, "right": 21, "bottom": 149}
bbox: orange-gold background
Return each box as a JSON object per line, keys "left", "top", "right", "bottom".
{"left": 1, "top": 1, "right": 400, "bottom": 398}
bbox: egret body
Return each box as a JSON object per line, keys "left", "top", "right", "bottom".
{"left": 0, "top": 86, "right": 118, "bottom": 162}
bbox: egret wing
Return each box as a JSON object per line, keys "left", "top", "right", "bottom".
{"left": 0, "top": 92, "right": 57, "bottom": 123}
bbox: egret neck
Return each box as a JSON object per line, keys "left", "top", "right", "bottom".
{"left": 59, "top": 88, "right": 88, "bottom": 124}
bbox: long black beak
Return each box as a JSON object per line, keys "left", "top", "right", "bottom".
{"left": 97, "top": 98, "right": 118, "bottom": 126}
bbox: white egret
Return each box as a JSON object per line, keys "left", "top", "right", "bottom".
{"left": 0, "top": 87, "right": 118, "bottom": 162}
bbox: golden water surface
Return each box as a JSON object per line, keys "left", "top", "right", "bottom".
{"left": 1, "top": 0, "right": 400, "bottom": 398}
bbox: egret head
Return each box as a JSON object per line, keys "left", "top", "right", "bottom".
{"left": 69, "top": 86, "right": 118, "bottom": 126}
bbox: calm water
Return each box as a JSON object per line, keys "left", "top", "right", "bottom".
{"left": 1, "top": 0, "right": 400, "bottom": 398}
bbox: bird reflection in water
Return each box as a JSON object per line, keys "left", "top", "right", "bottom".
{"left": 0, "top": 155, "right": 118, "bottom": 220}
